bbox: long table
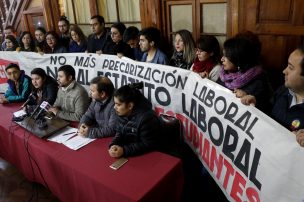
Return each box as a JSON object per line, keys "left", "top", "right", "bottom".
{"left": 0, "top": 103, "right": 183, "bottom": 202}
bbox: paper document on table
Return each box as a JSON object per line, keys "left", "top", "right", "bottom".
{"left": 13, "top": 109, "right": 27, "bottom": 117}
{"left": 63, "top": 135, "right": 95, "bottom": 150}
{"left": 48, "top": 126, "right": 78, "bottom": 143}
{"left": 48, "top": 126, "right": 95, "bottom": 150}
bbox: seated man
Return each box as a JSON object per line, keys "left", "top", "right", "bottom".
{"left": 48, "top": 65, "right": 90, "bottom": 121}
{"left": 78, "top": 76, "right": 117, "bottom": 138}
{"left": 0, "top": 63, "right": 31, "bottom": 104}
{"left": 242, "top": 45, "right": 304, "bottom": 146}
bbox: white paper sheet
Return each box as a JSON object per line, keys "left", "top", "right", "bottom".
{"left": 13, "top": 109, "right": 27, "bottom": 117}
{"left": 48, "top": 126, "right": 95, "bottom": 150}
{"left": 63, "top": 135, "right": 95, "bottom": 150}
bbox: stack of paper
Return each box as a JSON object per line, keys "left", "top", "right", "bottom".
{"left": 48, "top": 126, "right": 95, "bottom": 150}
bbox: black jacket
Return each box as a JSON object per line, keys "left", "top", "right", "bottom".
{"left": 109, "top": 95, "right": 161, "bottom": 157}
{"left": 29, "top": 75, "right": 58, "bottom": 105}
{"left": 271, "top": 86, "right": 304, "bottom": 131}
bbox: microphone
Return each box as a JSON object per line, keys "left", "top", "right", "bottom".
{"left": 20, "top": 91, "right": 36, "bottom": 109}
{"left": 32, "top": 101, "right": 51, "bottom": 120}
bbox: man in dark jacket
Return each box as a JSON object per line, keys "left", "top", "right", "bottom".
{"left": 78, "top": 76, "right": 117, "bottom": 138}
{"left": 86, "top": 15, "right": 110, "bottom": 54}
{"left": 243, "top": 45, "right": 304, "bottom": 146}
{"left": 271, "top": 46, "right": 304, "bottom": 146}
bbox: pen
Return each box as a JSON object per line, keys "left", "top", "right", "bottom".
{"left": 62, "top": 131, "right": 77, "bottom": 136}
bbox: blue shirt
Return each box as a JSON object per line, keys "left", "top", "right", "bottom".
{"left": 141, "top": 49, "right": 168, "bottom": 65}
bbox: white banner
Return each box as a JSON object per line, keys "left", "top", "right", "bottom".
{"left": 1, "top": 52, "right": 304, "bottom": 202}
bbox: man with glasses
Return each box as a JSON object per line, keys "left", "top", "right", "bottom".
{"left": 86, "top": 15, "right": 110, "bottom": 54}
{"left": 58, "top": 16, "right": 70, "bottom": 50}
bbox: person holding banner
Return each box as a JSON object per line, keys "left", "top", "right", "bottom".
{"left": 4, "top": 35, "right": 19, "bottom": 51}
{"left": 103, "top": 22, "right": 134, "bottom": 59}
{"left": 244, "top": 45, "right": 304, "bottom": 145}
{"left": 48, "top": 65, "right": 90, "bottom": 121}
{"left": 78, "top": 76, "right": 117, "bottom": 138}
{"left": 69, "top": 25, "right": 87, "bottom": 53}
{"left": 108, "top": 83, "right": 161, "bottom": 158}
{"left": 169, "top": 29, "right": 196, "bottom": 70}
{"left": 139, "top": 27, "right": 168, "bottom": 65}
{"left": 16, "top": 31, "right": 41, "bottom": 52}
{"left": 123, "top": 26, "right": 143, "bottom": 61}
{"left": 34, "top": 27, "right": 47, "bottom": 52}
{"left": 58, "top": 16, "right": 70, "bottom": 51}
{"left": 272, "top": 46, "right": 304, "bottom": 133}
{"left": 0, "top": 63, "right": 31, "bottom": 104}
{"left": 86, "top": 15, "right": 110, "bottom": 54}
{"left": 191, "top": 35, "right": 222, "bottom": 81}
{"left": 44, "top": 31, "right": 67, "bottom": 54}
{"left": 1, "top": 25, "right": 17, "bottom": 51}
{"left": 218, "top": 36, "right": 272, "bottom": 113}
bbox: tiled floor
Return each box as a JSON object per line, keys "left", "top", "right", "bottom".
{"left": 0, "top": 158, "right": 59, "bottom": 202}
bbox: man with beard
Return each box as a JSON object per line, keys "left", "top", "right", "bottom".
{"left": 78, "top": 76, "right": 117, "bottom": 139}
{"left": 48, "top": 65, "right": 90, "bottom": 121}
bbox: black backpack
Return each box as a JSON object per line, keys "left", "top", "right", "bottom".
{"left": 158, "top": 114, "right": 183, "bottom": 156}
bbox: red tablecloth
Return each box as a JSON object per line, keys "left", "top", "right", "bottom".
{"left": 0, "top": 103, "right": 183, "bottom": 202}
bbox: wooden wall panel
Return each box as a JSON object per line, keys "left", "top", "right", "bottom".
{"left": 258, "top": 0, "right": 292, "bottom": 22}
{"left": 234, "top": 0, "right": 304, "bottom": 89}
{"left": 140, "top": 0, "right": 162, "bottom": 29}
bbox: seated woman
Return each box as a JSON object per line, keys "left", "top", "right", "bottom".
{"left": 217, "top": 36, "right": 272, "bottom": 113}
{"left": 0, "top": 63, "right": 32, "bottom": 104}
{"left": 16, "top": 31, "right": 41, "bottom": 52}
{"left": 191, "top": 35, "right": 221, "bottom": 82}
{"left": 28, "top": 68, "right": 58, "bottom": 106}
{"left": 169, "top": 29, "right": 196, "bottom": 70}
{"left": 108, "top": 83, "right": 161, "bottom": 158}
{"left": 4, "top": 35, "right": 19, "bottom": 51}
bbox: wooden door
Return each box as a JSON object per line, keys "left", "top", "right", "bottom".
{"left": 235, "top": 0, "right": 304, "bottom": 89}
{"left": 24, "top": 12, "right": 46, "bottom": 34}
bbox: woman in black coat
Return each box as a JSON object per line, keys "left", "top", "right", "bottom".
{"left": 108, "top": 83, "right": 161, "bottom": 158}
{"left": 29, "top": 67, "right": 58, "bottom": 106}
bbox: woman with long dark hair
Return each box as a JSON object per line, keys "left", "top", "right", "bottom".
{"left": 108, "top": 83, "right": 161, "bottom": 158}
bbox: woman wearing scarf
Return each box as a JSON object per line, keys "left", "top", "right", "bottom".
{"left": 169, "top": 29, "right": 196, "bottom": 70}
{"left": 191, "top": 35, "right": 221, "bottom": 81}
{"left": 218, "top": 36, "right": 272, "bottom": 113}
